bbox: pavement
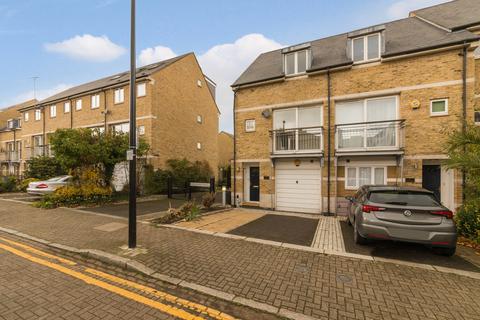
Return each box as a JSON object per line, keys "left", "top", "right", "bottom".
{"left": 0, "top": 233, "right": 278, "bottom": 320}
{"left": 0, "top": 199, "right": 480, "bottom": 320}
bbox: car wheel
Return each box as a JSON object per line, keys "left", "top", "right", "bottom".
{"left": 353, "top": 221, "right": 368, "bottom": 245}
{"left": 434, "top": 246, "right": 456, "bottom": 257}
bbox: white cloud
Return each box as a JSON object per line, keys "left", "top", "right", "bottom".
{"left": 387, "top": 0, "right": 450, "bottom": 19}
{"left": 138, "top": 34, "right": 282, "bottom": 132}
{"left": 138, "top": 46, "right": 177, "bottom": 66}
{"left": 1, "top": 84, "right": 73, "bottom": 109}
{"left": 44, "top": 34, "right": 126, "bottom": 62}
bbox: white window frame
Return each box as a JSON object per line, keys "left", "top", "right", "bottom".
{"left": 475, "top": 111, "right": 480, "bottom": 125}
{"left": 75, "top": 99, "right": 82, "bottom": 111}
{"left": 273, "top": 105, "right": 323, "bottom": 129}
{"left": 196, "top": 142, "right": 202, "bottom": 150}
{"left": 64, "top": 102, "right": 71, "bottom": 113}
{"left": 137, "top": 83, "right": 146, "bottom": 97}
{"left": 91, "top": 94, "right": 100, "bottom": 109}
{"left": 335, "top": 95, "right": 399, "bottom": 125}
{"left": 24, "top": 112, "right": 29, "bottom": 122}
{"left": 34, "top": 109, "right": 41, "bottom": 121}
{"left": 245, "top": 119, "right": 256, "bottom": 132}
{"left": 345, "top": 166, "right": 387, "bottom": 190}
{"left": 196, "top": 115, "right": 203, "bottom": 124}
{"left": 352, "top": 33, "right": 381, "bottom": 64}
{"left": 114, "top": 88, "right": 125, "bottom": 104}
{"left": 50, "top": 105, "right": 56, "bottom": 118}
{"left": 284, "top": 50, "right": 309, "bottom": 76}
{"left": 430, "top": 98, "right": 448, "bottom": 116}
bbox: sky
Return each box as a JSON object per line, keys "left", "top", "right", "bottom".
{"left": 0, "top": 0, "right": 449, "bottom": 132}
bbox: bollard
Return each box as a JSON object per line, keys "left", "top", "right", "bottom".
{"left": 222, "top": 186, "right": 226, "bottom": 206}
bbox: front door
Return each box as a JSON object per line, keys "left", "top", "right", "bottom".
{"left": 249, "top": 166, "right": 260, "bottom": 202}
{"left": 423, "top": 165, "right": 441, "bottom": 200}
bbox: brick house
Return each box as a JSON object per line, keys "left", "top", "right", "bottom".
{"left": 232, "top": 0, "right": 480, "bottom": 214}
{"left": 1, "top": 53, "right": 220, "bottom": 180}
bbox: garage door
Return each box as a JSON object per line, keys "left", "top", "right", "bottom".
{"left": 275, "top": 159, "right": 322, "bottom": 214}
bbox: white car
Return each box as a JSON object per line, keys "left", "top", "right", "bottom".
{"left": 27, "top": 175, "right": 72, "bottom": 195}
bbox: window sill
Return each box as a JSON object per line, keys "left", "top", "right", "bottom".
{"left": 430, "top": 113, "right": 449, "bottom": 117}
{"left": 285, "top": 72, "right": 307, "bottom": 79}
{"left": 114, "top": 102, "right": 124, "bottom": 105}
{"left": 352, "top": 58, "right": 381, "bottom": 66}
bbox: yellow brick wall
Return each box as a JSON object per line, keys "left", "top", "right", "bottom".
{"left": 218, "top": 132, "right": 233, "bottom": 167}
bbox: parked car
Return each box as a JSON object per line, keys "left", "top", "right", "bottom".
{"left": 346, "top": 185, "right": 457, "bottom": 256}
{"left": 26, "top": 175, "right": 72, "bottom": 196}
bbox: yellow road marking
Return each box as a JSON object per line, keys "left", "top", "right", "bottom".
{"left": 0, "top": 236, "right": 76, "bottom": 266}
{"left": 85, "top": 268, "right": 236, "bottom": 320}
{"left": 0, "top": 242, "right": 205, "bottom": 320}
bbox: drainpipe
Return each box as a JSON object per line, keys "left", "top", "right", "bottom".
{"left": 70, "top": 98, "right": 73, "bottom": 128}
{"left": 461, "top": 44, "right": 467, "bottom": 202}
{"left": 103, "top": 90, "right": 108, "bottom": 132}
{"left": 233, "top": 91, "right": 237, "bottom": 207}
{"left": 325, "top": 70, "right": 332, "bottom": 216}
{"left": 42, "top": 107, "right": 46, "bottom": 155}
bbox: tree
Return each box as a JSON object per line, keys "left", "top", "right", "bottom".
{"left": 49, "top": 128, "right": 149, "bottom": 186}
{"left": 25, "top": 156, "right": 66, "bottom": 180}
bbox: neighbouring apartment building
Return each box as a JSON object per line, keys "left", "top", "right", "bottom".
{"left": 232, "top": 0, "right": 480, "bottom": 214}
{"left": 0, "top": 53, "right": 220, "bottom": 181}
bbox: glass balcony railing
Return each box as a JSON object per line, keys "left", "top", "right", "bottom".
{"left": 271, "top": 126, "right": 323, "bottom": 154}
{"left": 26, "top": 145, "right": 53, "bottom": 159}
{"left": 0, "top": 151, "right": 20, "bottom": 162}
{"left": 335, "top": 120, "right": 405, "bottom": 153}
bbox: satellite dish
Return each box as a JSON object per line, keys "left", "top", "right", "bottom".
{"left": 262, "top": 109, "right": 272, "bottom": 118}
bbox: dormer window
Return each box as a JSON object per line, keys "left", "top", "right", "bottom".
{"left": 284, "top": 49, "right": 309, "bottom": 76}
{"left": 352, "top": 33, "right": 380, "bottom": 63}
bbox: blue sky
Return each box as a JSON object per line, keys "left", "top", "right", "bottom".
{"left": 0, "top": 0, "right": 448, "bottom": 131}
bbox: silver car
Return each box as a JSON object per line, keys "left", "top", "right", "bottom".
{"left": 346, "top": 186, "right": 457, "bottom": 256}
{"left": 27, "top": 175, "right": 72, "bottom": 195}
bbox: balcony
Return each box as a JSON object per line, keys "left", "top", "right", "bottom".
{"left": 335, "top": 120, "right": 405, "bottom": 155}
{"left": 26, "top": 145, "right": 54, "bottom": 159}
{"left": 271, "top": 126, "right": 323, "bottom": 156}
{"left": 0, "top": 151, "right": 20, "bottom": 162}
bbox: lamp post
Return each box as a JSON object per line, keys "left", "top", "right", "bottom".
{"left": 128, "top": 0, "right": 137, "bottom": 249}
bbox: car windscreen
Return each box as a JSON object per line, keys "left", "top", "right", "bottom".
{"left": 46, "top": 176, "right": 68, "bottom": 182}
{"left": 368, "top": 190, "right": 440, "bottom": 207}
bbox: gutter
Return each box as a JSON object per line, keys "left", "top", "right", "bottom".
{"left": 232, "top": 91, "right": 237, "bottom": 207}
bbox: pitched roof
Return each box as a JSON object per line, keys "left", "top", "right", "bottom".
{"left": 411, "top": 0, "right": 480, "bottom": 31}
{"left": 233, "top": 11, "right": 479, "bottom": 87}
{"left": 0, "top": 99, "right": 37, "bottom": 131}
{"left": 31, "top": 53, "right": 192, "bottom": 108}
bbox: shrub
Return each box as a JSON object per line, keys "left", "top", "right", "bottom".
{"left": 35, "top": 185, "right": 113, "bottom": 208}
{"left": 17, "top": 178, "right": 40, "bottom": 192}
{"left": 0, "top": 176, "right": 17, "bottom": 193}
{"left": 153, "top": 201, "right": 201, "bottom": 224}
{"left": 144, "top": 166, "right": 170, "bottom": 195}
{"left": 25, "top": 156, "right": 65, "bottom": 180}
{"left": 202, "top": 192, "right": 216, "bottom": 209}
{"left": 455, "top": 200, "right": 480, "bottom": 244}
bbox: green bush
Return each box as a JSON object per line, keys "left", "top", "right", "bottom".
{"left": 154, "top": 201, "right": 202, "bottom": 224}
{"left": 455, "top": 200, "right": 480, "bottom": 244}
{"left": 144, "top": 165, "right": 171, "bottom": 194}
{"left": 0, "top": 177, "right": 17, "bottom": 193}
{"left": 25, "top": 156, "right": 65, "bottom": 180}
{"left": 35, "top": 185, "right": 113, "bottom": 208}
{"left": 17, "top": 178, "right": 39, "bottom": 192}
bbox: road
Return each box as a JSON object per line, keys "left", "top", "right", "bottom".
{"left": 0, "top": 235, "right": 279, "bottom": 320}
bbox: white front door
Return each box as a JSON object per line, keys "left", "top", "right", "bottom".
{"left": 275, "top": 158, "right": 322, "bottom": 214}
{"left": 441, "top": 166, "right": 455, "bottom": 212}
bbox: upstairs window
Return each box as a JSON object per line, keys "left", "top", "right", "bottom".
{"left": 50, "top": 105, "right": 56, "bottom": 118}
{"left": 75, "top": 99, "right": 82, "bottom": 110}
{"left": 91, "top": 94, "right": 100, "bottom": 109}
{"left": 274, "top": 106, "right": 322, "bottom": 129}
{"left": 430, "top": 99, "right": 448, "bottom": 116}
{"left": 137, "top": 83, "right": 146, "bottom": 97}
{"left": 114, "top": 88, "right": 124, "bottom": 104}
{"left": 24, "top": 112, "right": 29, "bottom": 122}
{"left": 112, "top": 122, "right": 129, "bottom": 134}
{"left": 34, "top": 109, "right": 41, "bottom": 121}
{"left": 352, "top": 33, "right": 380, "bottom": 63}
{"left": 284, "top": 50, "right": 309, "bottom": 76}
{"left": 64, "top": 102, "right": 71, "bottom": 113}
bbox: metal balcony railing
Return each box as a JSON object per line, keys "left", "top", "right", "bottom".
{"left": 335, "top": 119, "right": 405, "bottom": 153}
{"left": 26, "top": 145, "right": 53, "bottom": 159}
{"left": 0, "top": 150, "right": 20, "bottom": 162}
{"left": 271, "top": 126, "right": 323, "bottom": 154}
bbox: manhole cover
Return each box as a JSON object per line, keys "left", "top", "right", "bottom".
{"left": 336, "top": 274, "right": 352, "bottom": 283}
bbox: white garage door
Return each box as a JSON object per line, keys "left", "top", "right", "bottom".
{"left": 275, "top": 159, "right": 322, "bottom": 214}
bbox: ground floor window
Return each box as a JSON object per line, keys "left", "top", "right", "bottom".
{"left": 345, "top": 166, "right": 386, "bottom": 189}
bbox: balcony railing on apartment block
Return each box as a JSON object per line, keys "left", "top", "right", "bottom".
{"left": 335, "top": 119, "right": 405, "bottom": 153}
{"left": 0, "top": 151, "right": 20, "bottom": 162}
{"left": 271, "top": 126, "right": 323, "bottom": 155}
{"left": 26, "top": 145, "right": 54, "bottom": 159}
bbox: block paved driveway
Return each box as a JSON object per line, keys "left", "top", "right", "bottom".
{"left": 0, "top": 199, "right": 479, "bottom": 320}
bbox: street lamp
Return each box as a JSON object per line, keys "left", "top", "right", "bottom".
{"left": 128, "top": 0, "right": 137, "bottom": 249}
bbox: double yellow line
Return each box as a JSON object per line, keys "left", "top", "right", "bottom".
{"left": 0, "top": 236, "right": 236, "bottom": 320}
